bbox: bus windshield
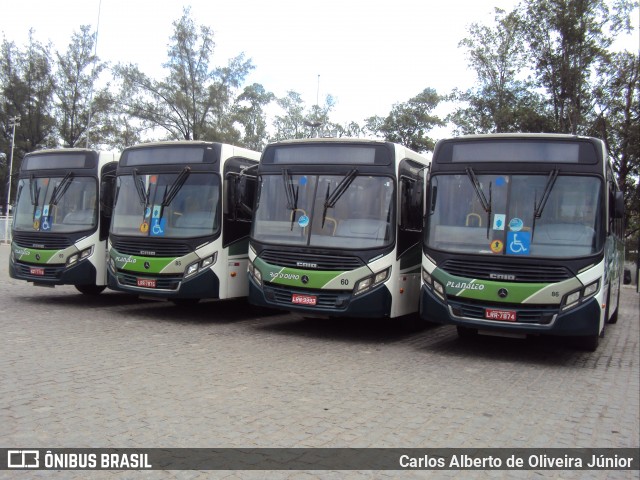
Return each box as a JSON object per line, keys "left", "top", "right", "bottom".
{"left": 13, "top": 176, "right": 97, "bottom": 233}
{"left": 111, "top": 172, "right": 220, "bottom": 238}
{"left": 426, "top": 173, "right": 603, "bottom": 258}
{"left": 252, "top": 173, "right": 394, "bottom": 249}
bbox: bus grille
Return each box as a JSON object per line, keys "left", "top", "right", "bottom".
{"left": 260, "top": 250, "right": 363, "bottom": 271}
{"left": 12, "top": 232, "right": 72, "bottom": 250}
{"left": 111, "top": 239, "right": 191, "bottom": 257}
{"left": 441, "top": 259, "right": 572, "bottom": 283}
{"left": 264, "top": 284, "right": 349, "bottom": 310}
{"left": 448, "top": 298, "right": 557, "bottom": 324}
{"left": 13, "top": 262, "right": 64, "bottom": 280}
{"left": 116, "top": 272, "right": 181, "bottom": 290}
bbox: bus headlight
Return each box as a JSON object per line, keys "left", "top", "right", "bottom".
{"left": 354, "top": 267, "right": 391, "bottom": 296}
{"left": 354, "top": 277, "right": 372, "bottom": 294}
{"left": 422, "top": 268, "right": 432, "bottom": 286}
{"left": 185, "top": 253, "right": 217, "bottom": 278}
{"left": 583, "top": 280, "right": 599, "bottom": 298}
{"left": 562, "top": 280, "right": 599, "bottom": 311}
{"left": 186, "top": 262, "right": 199, "bottom": 277}
{"left": 248, "top": 261, "right": 262, "bottom": 286}
{"left": 201, "top": 255, "right": 214, "bottom": 268}
{"left": 67, "top": 246, "right": 93, "bottom": 266}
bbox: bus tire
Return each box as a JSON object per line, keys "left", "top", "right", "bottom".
{"left": 607, "top": 281, "right": 620, "bottom": 324}
{"left": 456, "top": 326, "right": 478, "bottom": 339}
{"left": 75, "top": 284, "right": 106, "bottom": 295}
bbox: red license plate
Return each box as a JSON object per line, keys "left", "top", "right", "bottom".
{"left": 137, "top": 278, "right": 156, "bottom": 288}
{"left": 30, "top": 267, "right": 45, "bottom": 276}
{"left": 485, "top": 308, "right": 517, "bottom": 322}
{"left": 292, "top": 294, "right": 317, "bottom": 305}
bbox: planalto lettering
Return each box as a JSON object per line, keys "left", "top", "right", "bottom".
{"left": 446, "top": 281, "right": 485, "bottom": 291}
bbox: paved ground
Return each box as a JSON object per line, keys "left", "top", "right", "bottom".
{"left": 0, "top": 244, "right": 638, "bottom": 479}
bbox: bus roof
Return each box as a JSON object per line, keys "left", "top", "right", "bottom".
{"left": 437, "top": 133, "right": 598, "bottom": 142}
{"left": 267, "top": 137, "right": 388, "bottom": 147}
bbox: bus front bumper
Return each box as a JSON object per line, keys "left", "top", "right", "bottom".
{"left": 107, "top": 267, "right": 220, "bottom": 299}
{"left": 9, "top": 257, "right": 98, "bottom": 287}
{"left": 419, "top": 286, "right": 601, "bottom": 337}
{"left": 249, "top": 277, "right": 392, "bottom": 318}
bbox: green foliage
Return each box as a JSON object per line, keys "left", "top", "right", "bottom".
{"left": 54, "top": 25, "right": 111, "bottom": 148}
{"left": 371, "top": 88, "right": 445, "bottom": 153}
{"left": 0, "top": 32, "right": 56, "bottom": 209}
{"left": 114, "top": 8, "right": 262, "bottom": 147}
{"left": 270, "top": 91, "right": 337, "bottom": 141}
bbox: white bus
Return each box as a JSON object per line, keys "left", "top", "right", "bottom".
{"left": 421, "top": 134, "right": 625, "bottom": 350}
{"left": 107, "top": 141, "right": 260, "bottom": 303}
{"left": 9, "top": 149, "right": 119, "bottom": 294}
{"left": 248, "top": 138, "right": 430, "bottom": 319}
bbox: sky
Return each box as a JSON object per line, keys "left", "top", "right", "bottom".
{"left": 2, "top": 0, "right": 639, "bottom": 137}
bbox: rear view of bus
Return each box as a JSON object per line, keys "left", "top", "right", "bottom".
{"left": 107, "top": 141, "right": 260, "bottom": 303}
{"left": 9, "top": 149, "right": 119, "bottom": 294}
{"left": 248, "top": 138, "right": 429, "bottom": 319}
{"left": 421, "top": 134, "right": 625, "bottom": 350}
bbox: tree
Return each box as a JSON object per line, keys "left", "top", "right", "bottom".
{"left": 451, "top": 8, "right": 554, "bottom": 134}
{"left": 523, "top": 0, "right": 635, "bottom": 134}
{"left": 114, "top": 7, "right": 255, "bottom": 143}
{"left": 590, "top": 50, "right": 640, "bottom": 247}
{"left": 270, "top": 91, "right": 336, "bottom": 141}
{"left": 232, "top": 83, "right": 275, "bottom": 151}
{"left": 54, "top": 25, "right": 110, "bottom": 148}
{"left": 0, "top": 32, "right": 56, "bottom": 211}
{"left": 370, "top": 88, "right": 444, "bottom": 153}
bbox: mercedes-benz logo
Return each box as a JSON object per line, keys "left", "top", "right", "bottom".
{"left": 498, "top": 288, "right": 509, "bottom": 298}
{"left": 301, "top": 275, "right": 309, "bottom": 284}
{"left": 144, "top": 261, "right": 151, "bottom": 270}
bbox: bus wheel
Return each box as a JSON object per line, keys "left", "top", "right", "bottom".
{"left": 171, "top": 298, "right": 200, "bottom": 307}
{"left": 607, "top": 281, "right": 620, "bottom": 324}
{"left": 75, "top": 284, "right": 106, "bottom": 295}
{"left": 456, "top": 326, "right": 478, "bottom": 339}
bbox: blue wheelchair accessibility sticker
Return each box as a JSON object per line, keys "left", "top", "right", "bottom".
{"left": 150, "top": 218, "right": 166, "bottom": 237}
{"left": 506, "top": 231, "right": 531, "bottom": 256}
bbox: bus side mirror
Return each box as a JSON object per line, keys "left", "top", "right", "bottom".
{"left": 100, "top": 176, "right": 116, "bottom": 218}
{"left": 613, "top": 191, "right": 624, "bottom": 219}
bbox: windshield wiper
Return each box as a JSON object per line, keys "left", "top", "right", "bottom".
{"left": 532, "top": 168, "right": 559, "bottom": 240}
{"left": 162, "top": 167, "right": 191, "bottom": 208}
{"left": 29, "top": 174, "right": 38, "bottom": 205}
{"left": 29, "top": 175, "right": 41, "bottom": 220}
{"left": 321, "top": 168, "right": 358, "bottom": 228}
{"left": 132, "top": 169, "right": 149, "bottom": 206}
{"left": 282, "top": 169, "right": 299, "bottom": 230}
{"left": 50, "top": 172, "right": 74, "bottom": 206}
{"left": 156, "top": 166, "right": 191, "bottom": 221}
{"left": 465, "top": 167, "right": 492, "bottom": 238}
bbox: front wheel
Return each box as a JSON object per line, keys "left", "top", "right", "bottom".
{"left": 75, "top": 284, "right": 106, "bottom": 295}
{"left": 607, "top": 280, "right": 621, "bottom": 324}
